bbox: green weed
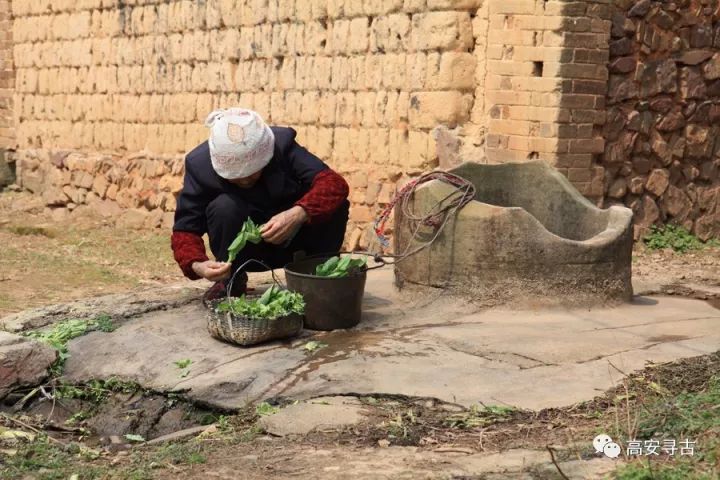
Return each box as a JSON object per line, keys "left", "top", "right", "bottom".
{"left": 56, "top": 377, "right": 141, "bottom": 403}
{"left": 24, "top": 315, "right": 117, "bottom": 375}
{"left": 255, "top": 402, "right": 279, "bottom": 417}
{"left": 643, "top": 225, "right": 712, "bottom": 253}
{"left": 615, "top": 461, "right": 714, "bottom": 480}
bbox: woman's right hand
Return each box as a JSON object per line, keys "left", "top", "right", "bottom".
{"left": 192, "top": 260, "right": 231, "bottom": 282}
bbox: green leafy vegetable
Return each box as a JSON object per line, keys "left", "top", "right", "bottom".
{"left": 227, "top": 219, "right": 263, "bottom": 262}
{"left": 216, "top": 285, "right": 305, "bottom": 320}
{"left": 124, "top": 434, "right": 145, "bottom": 443}
{"left": 314, "top": 255, "right": 367, "bottom": 278}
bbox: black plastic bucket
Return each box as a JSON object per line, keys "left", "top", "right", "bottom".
{"left": 284, "top": 255, "right": 367, "bottom": 331}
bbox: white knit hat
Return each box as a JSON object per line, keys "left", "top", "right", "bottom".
{"left": 205, "top": 108, "right": 275, "bottom": 179}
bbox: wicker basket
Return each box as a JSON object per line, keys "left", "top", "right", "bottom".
{"left": 206, "top": 298, "right": 304, "bottom": 347}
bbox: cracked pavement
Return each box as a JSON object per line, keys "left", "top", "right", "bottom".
{"left": 62, "top": 269, "right": 720, "bottom": 410}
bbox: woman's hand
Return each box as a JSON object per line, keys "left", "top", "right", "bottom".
{"left": 192, "top": 260, "right": 231, "bottom": 282}
{"left": 261, "top": 206, "right": 308, "bottom": 245}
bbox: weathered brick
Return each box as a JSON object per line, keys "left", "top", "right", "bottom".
{"left": 409, "top": 91, "right": 472, "bottom": 129}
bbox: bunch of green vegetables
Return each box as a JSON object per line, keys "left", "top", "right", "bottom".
{"left": 216, "top": 285, "right": 305, "bottom": 320}
{"left": 314, "top": 255, "right": 367, "bottom": 278}
{"left": 227, "top": 219, "right": 263, "bottom": 262}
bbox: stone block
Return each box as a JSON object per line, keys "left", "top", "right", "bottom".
{"left": 0, "top": 332, "right": 57, "bottom": 400}
{"left": 411, "top": 11, "right": 473, "bottom": 51}
{"left": 409, "top": 91, "right": 472, "bottom": 129}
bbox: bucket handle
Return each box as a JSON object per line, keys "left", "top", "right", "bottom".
{"left": 226, "top": 259, "right": 285, "bottom": 300}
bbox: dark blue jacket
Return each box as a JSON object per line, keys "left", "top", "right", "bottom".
{"left": 173, "top": 127, "right": 328, "bottom": 235}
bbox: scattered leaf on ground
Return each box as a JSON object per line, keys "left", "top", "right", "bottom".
{"left": 303, "top": 340, "right": 328, "bottom": 353}
{"left": 124, "top": 434, "right": 145, "bottom": 443}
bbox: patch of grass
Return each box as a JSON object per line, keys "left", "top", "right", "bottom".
{"left": 609, "top": 375, "right": 720, "bottom": 480}
{"left": 0, "top": 434, "right": 108, "bottom": 480}
{"left": 643, "top": 224, "right": 711, "bottom": 253}
{"left": 637, "top": 377, "right": 720, "bottom": 440}
{"left": 445, "top": 404, "right": 518, "bottom": 429}
{"left": 615, "top": 461, "right": 714, "bottom": 480}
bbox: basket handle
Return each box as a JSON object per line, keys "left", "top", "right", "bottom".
{"left": 226, "top": 259, "right": 286, "bottom": 300}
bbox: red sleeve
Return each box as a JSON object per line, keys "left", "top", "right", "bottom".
{"left": 295, "top": 169, "right": 349, "bottom": 224}
{"left": 171, "top": 231, "right": 209, "bottom": 280}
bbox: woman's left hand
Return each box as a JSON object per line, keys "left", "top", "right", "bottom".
{"left": 261, "top": 206, "right": 308, "bottom": 245}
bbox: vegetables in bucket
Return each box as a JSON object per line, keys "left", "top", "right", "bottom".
{"left": 314, "top": 255, "right": 367, "bottom": 278}
{"left": 215, "top": 285, "right": 305, "bottom": 320}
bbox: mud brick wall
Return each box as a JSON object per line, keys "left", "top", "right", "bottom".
{"left": 11, "top": 0, "right": 488, "bottom": 247}
{"left": 11, "top": 0, "right": 616, "bottom": 247}
{"left": 604, "top": 0, "right": 720, "bottom": 241}
{"left": 0, "top": 0, "right": 14, "bottom": 188}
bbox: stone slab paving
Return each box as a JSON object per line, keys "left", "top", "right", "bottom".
{"left": 64, "top": 269, "right": 720, "bottom": 411}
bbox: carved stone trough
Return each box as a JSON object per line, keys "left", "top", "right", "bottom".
{"left": 394, "top": 161, "right": 634, "bottom": 306}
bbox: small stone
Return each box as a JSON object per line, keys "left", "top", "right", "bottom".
{"left": 629, "top": 176, "right": 646, "bottom": 194}
{"left": 608, "top": 178, "right": 627, "bottom": 199}
{"left": 691, "top": 25, "right": 713, "bottom": 48}
{"left": 639, "top": 59, "right": 677, "bottom": 98}
{"left": 646, "top": 169, "right": 670, "bottom": 197}
{"left": 695, "top": 213, "right": 720, "bottom": 241}
{"left": 680, "top": 67, "right": 707, "bottom": 99}
{"left": 42, "top": 187, "right": 68, "bottom": 207}
{"left": 609, "top": 57, "right": 637, "bottom": 73}
{"left": 0, "top": 332, "right": 58, "bottom": 400}
{"left": 677, "top": 49, "right": 713, "bottom": 65}
{"left": 628, "top": 0, "right": 651, "bottom": 17}
{"left": 91, "top": 199, "right": 123, "bottom": 218}
{"left": 704, "top": 53, "right": 720, "bottom": 80}
{"left": 656, "top": 111, "right": 685, "bottom": 132}
{"left": 634, "top": 157, "right": 652, "bottom": 174}
{"left": 683, "top": 165, "right": 700, "bottom": 181}
{"left": 634, "top": 195, "right": 660, "bottom": 228}
{"left": 650, "top": 131, "right": 672, "bottom": 166}
{"left": 649, "top": 96, "right": 674, "bottom": 113}
{"left": 607, "top": 75, "right": 638, "bottom": 104}
{"left": 662, "top": 185, "right": 691, "bottom": 218}
{"left": 685, "top": 125, "right": 712, "bottom": 158}
{"left": 609, "top": 37, "right": 633, "bottom": 57}
{"left": 116, "top": 209, "right": 150, "bottom": 230}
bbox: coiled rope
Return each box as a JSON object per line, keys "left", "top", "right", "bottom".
{"left": 373, "top": 171, "right": 476, "bottom": 264}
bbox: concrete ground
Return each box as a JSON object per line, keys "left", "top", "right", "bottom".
{"left": 63, "top": 268, "right": 720, "bottom": 413}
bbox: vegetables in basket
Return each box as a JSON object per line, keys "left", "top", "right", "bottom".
{"left": 215, "top": 285, "right": 305, "bottom": 320}
{"left": 314, "top": 255, "right": 367, "bottom": 278}
{"left": 227, "top": 219, "right": 263, "bottom": 262}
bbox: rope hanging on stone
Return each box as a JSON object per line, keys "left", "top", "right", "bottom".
{"left": 373, "top": 171, "right": 476, "bottom": 260}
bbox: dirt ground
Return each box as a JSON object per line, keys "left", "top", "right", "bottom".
{"left": 0, "top": 192, "right": 184, "bottom": 317}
